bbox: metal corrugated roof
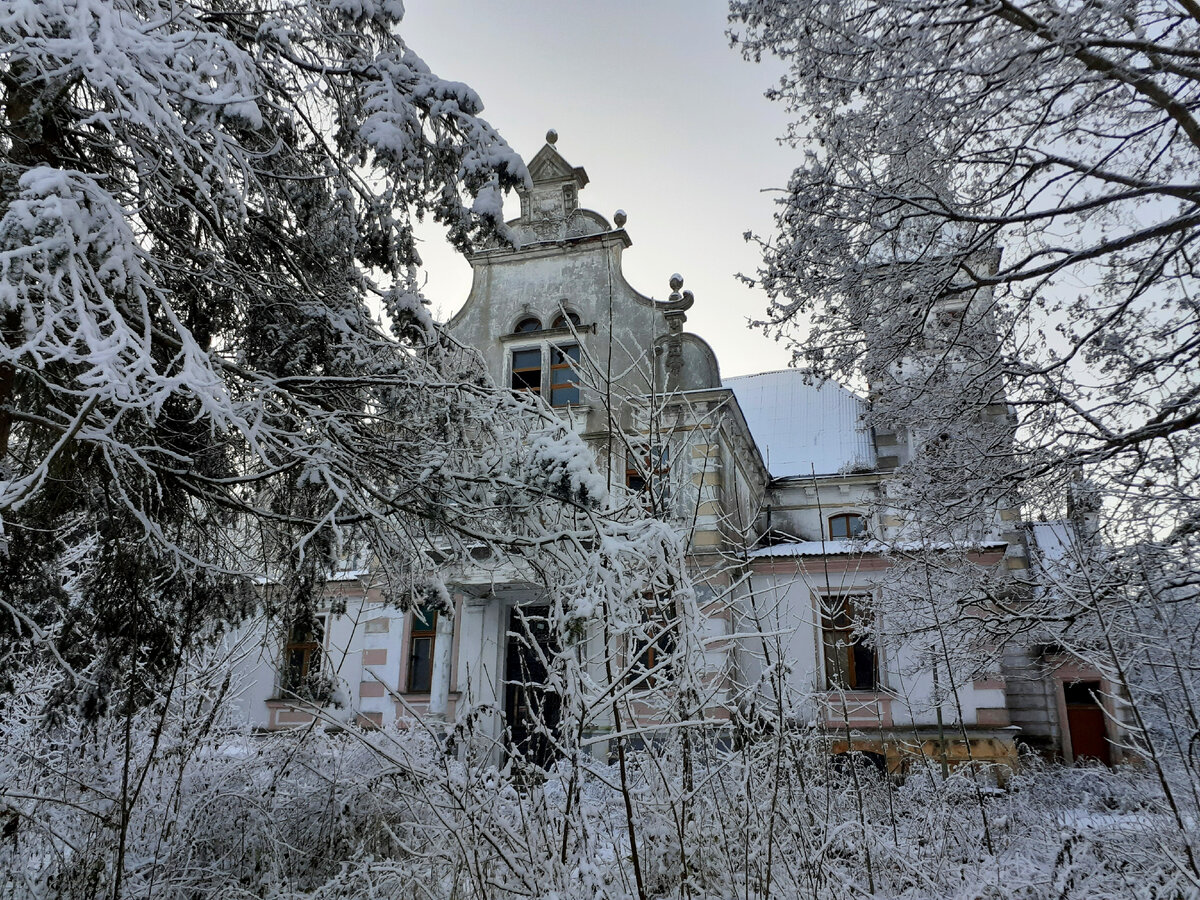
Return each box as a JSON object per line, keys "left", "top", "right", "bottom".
{"left": 748, "top": 539, "right": 1009, "bottom": 559}
{"left": 723, "top": 370, "right": 875, "bottom": 478}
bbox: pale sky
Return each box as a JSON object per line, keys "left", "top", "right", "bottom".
{"left": 401, "top": 0, "right": 798, "bottom": 378}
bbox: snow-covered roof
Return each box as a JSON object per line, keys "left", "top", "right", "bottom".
{"left": 723, "top": 369, "right": 875, "bottom": 478}
{"left": 748, "top": 540, "right": 865, "bottom": 558}
{"left": 1029, "top": 520, "right": 1077, "bottom": 564}
{"left": 749, "top": 539, "right": 1009, "bottom": 559}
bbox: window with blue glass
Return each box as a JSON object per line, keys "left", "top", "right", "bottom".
{"left": 511, "top": 347, "right": 542, "bottom": 396}
{"left": 549, "top": 344, "right": 580, "bottom": 407}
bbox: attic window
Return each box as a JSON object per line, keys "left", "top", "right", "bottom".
{"left": 562, "top": 184, "right": 577, "bottom": 212}
{"left": 552, "top": 311, "right": 581, "bottom": 329}
{"left": 514, "top": 316, "right": 542, "bottom": 334}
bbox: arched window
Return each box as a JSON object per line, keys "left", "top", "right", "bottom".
{"left": 513, "top": 316, "right": 542, "bottom": 334}
{"left": 552, "top": 311, "right": 580, "bottom": 329}
{"left": 829, "top": 513, "right": 865, "bottom": 539}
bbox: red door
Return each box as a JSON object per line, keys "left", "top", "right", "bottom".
{"left": 1064, "top": 681, "right": 1111, "bottom": 765}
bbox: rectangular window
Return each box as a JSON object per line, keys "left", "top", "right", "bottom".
{"left": 549, "top": 344, "right": 580, "bottom": 407}
{"left": 626, "top": 443, "right": 671, "bottom": 509}
{"left": 407, "top": 606, "right": 438, "bottom": 693}
{"left": 511, "top": 348, "right": 542, "bottom": 396}
{"left": 282, "top": 613, "right": 326, "bottom": 698}
{"left": 821, "top": 594, "right": 877, "bottom": 691}
{"left": 627, "top": 603, "right": 676, "bottom": 688}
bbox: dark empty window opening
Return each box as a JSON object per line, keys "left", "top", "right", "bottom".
{"left": 821, "top": 593, "right": 877, "bottom": 691}
{"left": 407, "top": 606, "right": 438, "bottom": 693}
{"left": 829, "top": 513, "right": 866, "bottom": 540}
{"left": 511, "top": 348, "right": 542, "bottom": 396}
{"left": 550, "top": 344, "right": 580, "bottom": 407}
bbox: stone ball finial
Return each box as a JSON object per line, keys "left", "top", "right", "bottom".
{"left": 613, "top": 209, "right": 627, "bottom": 228}
{"left": 546, "top": 128, "right": 558, "bottom": 145}
{"left": 669, "top": 273, "right": 684, "bottom": 292}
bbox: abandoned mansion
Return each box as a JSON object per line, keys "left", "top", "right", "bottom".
{"left": 231, "top": 133, "right": 1122, "bottom": 773}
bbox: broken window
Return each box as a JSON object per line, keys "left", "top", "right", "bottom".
{"left": 511, "top": 347, "right": 542, "bottom": 396}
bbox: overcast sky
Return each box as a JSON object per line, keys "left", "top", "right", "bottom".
{"left": 401, "top": 0, "right": 798, "bottom": 378}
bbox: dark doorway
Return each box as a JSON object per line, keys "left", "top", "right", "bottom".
{"left": 504, "top": 605, "right": 561, "bottom": 770}
{"left": 1064, "top": 681, "right": 1111, "bottom": 765}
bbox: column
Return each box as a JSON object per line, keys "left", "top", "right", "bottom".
{"left": 428, "top": 605, "right": 455, "bottom": 721}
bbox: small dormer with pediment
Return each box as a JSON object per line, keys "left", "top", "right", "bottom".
{"left": 510, "top": 131, "right": 612, "bottom": 244}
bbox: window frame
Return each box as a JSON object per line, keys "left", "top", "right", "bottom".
{"left": 626, "top": 600, "right": 677, "bottom": 690}
{"left": 625, "top": 442, "right": 671, "bottom": 511}
{"left": 510, "top": 346, "right": 543, "bottom": 397}
{"left": 281, "top": 612, "right": 328, "bottom": 699}
{"left": 406, "top": 606, "right": 438, "bottom": 694}
{"left": 819, "top": 592, "right": 878, "bottom": 692}
{"left": 548, "top": 342, "right": 581, "bottom": 407}
{"left": 513, "top": 315, "right": 542, "bottom": 334}
{"left": 552, "top": 310, "right": 581, "bottom": 329}
{"left": 829, "top": 513, "right": 866, "bottom": 540}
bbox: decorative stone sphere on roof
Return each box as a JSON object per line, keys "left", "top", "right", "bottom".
{"left": 613, "top": 209, "right": 627, "bottom": 227}
{"left": 545, "top": 128, "right": 558, "bottom": 145}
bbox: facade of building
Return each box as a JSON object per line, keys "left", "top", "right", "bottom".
{"left": 232, "top": 134, "right": 1122, "bottom": 772}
